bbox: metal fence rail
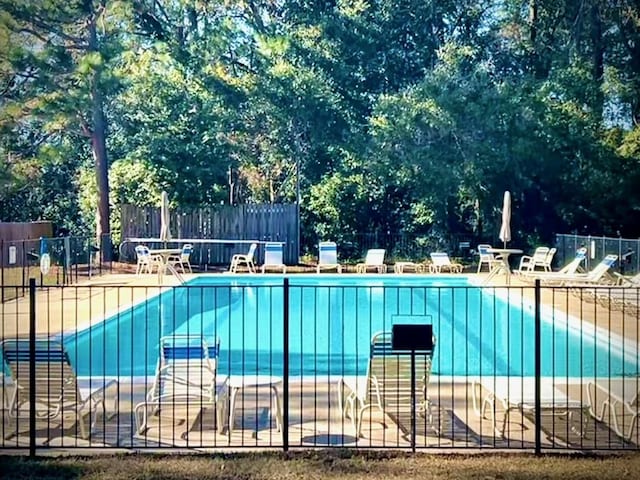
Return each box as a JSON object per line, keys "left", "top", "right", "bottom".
{"left": 0, "top": 279, "right": 638, "bottom": 454}
{"left": 555, "top": 233, "right": 640, "bottom": 275}
{"left": 0, "top": 235, "right": 113, "bottom": 302}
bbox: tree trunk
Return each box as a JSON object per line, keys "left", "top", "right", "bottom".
{"left": 590, "top": 2, "right": 604, "bottom": 120}
{"left": 88, "top": 5, "right": 111, "bottom": 260}
{"left": 529, "top": 0, "right": 538, "bottom": 76}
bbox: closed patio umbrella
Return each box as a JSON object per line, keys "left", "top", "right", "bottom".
{"left": 499, "top": 190, "right": 511, "bottom": 248}
{"left": 159, "top": 191, "right": 172, "bottom": 244}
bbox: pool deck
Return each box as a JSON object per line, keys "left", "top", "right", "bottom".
{"left": 0, "top": 377, "right": 635, "bottom": 450}
{"left": 0, "top": 269, "right": 638, "bottom": 451}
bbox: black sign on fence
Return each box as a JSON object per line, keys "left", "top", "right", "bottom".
{"left": 391, "top": 324, "right": 433, "bottom": 351}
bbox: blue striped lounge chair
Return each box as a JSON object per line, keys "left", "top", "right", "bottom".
{"left": 134, "top": 335, "right": 228, "bottom": 436}
{"left": 338, "top": 330, "right": 438, "bottom": 438}
{"left": 0, "top": 339, "right": 118, "bottom": 440}
{"left": 261, "top": 242, "right": 287, "bottom": 273}
{"left": 317, "top": 241, "right": 342, "bottom": 273}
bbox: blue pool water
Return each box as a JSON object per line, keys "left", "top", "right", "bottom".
{"left": 62, "top": 275, "right": 639, "bottom": 378}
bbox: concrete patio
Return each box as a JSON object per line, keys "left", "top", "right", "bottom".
{"left": 0, "top": 270, "right": 638, "bottom": 452}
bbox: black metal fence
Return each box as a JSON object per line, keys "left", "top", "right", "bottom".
{"left": 303, "top": 233, "right": 474, "bottom": 264}
{"left": 555, "top": 234, "right": 640, "bottom": 276}
{"left": 1, "top": 278, "right": 638, "bottom": 454}
{"left": 0, "top": 235, "right": 113, "bottom": 302}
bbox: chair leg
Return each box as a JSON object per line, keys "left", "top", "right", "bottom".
{"left": 77, "top": 408, "right": 89, "bottom": 439}
{"left": 134, "top": 402, "right": 149, "bottom": 435}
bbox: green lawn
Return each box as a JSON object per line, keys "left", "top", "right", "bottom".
{"left": 1, "top": 451, "right": 639, "bottom": 480}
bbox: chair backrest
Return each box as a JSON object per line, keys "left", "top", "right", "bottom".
{"left": 318, "top": 241, "right": 338, "bottom": 265}
{"left": 181, "top": 244, "right": 193, "bottom": 261}
{"left": 247, "top": 243, "right": 258, "bottom": 261}
{"left": 430, "top": 252, "right": 452, "bottom": 267}
{"left": 367, "top": 331, "right": 435, "bottom": 409}
{"left": 263, "top": 242, "right": 284, "bottom": 265}
{"left": 160, "top": 335, "right": 219, "bottom": 362}
{"left": 364, "top": 249, "right": 386, "bottom": 265}
{"left": 544, "top": 247, "right": 557, "bottom": 266}
{"left": 587, "top": 254, "right": 618, "bottom": 281}
{"left": 531, "top": 247, "right": 550, "bottom": 263}
{"left": 559, "top": 247, "right": 587, "bottom": 274}
{"left": 157, "top": 336, "right": 219, "bottom": 398}
{"left": 477, "top": 244, "right": 495, "bottom": 261}
{"left": 1, "top": 339, "right": 80, "bottom": 409}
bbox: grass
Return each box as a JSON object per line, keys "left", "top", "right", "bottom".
{"left": 0, "top": 451, "right": 639, "bottom": 480}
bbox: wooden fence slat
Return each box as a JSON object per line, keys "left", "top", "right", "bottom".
{"left": 120, "top": 203, "right": 298, "bottom": 264}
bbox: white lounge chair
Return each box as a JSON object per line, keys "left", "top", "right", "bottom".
{"left": 393, "top": 261, "right": 424, "bottom": 274}
{"left": 317, "top": 241, "right": 342, "bottom": 273}
{"left": 1, "top": 339, "right": 118, "bottom": 440}
{"left": 535, "top": 254, "right": 618, "bottom": 286}
{"left": 135, "top": 245, "right": 162, "bottom": 275}
{"left": 517, "top": 247, "right": 588, "bottom": 280}
{"left": 134, "top": 335, "right": 228, "bottom": 436}
{"left": 472, "top": 376, "right": 588, "bottom": 439}
{"left": 542, "top": 247, "right": 557, "bottom": 271}
{"left": 557, "top": 247, "right": 588, "bottom": 274}
{"left": 167, "top": 243, "right": 193, "bottom": 274}
{"left": 338, "top": 331, "right": 437, "bottom": 438}
{"left": 0, "top": 373, "right": 9, "bottom": 409}
{"left": 261, "top": 242, "right": 287, "bottom": 273}
{"left": 429, "top": 252, "right": 463, "bottom": 273}
{"left": 229, "top": 243, "right": 257, "bottom": 273}
{"left": 356, "top": 249, "right": 387, "bottom": 274}
{"left": 587, "top": 378, "right": 639, "bottom": 442}
{"left": 477, "top": 244, "right": 502, "bottom": 273}
{"left": 614, "top": 271, "right": 640, "bottom": 286}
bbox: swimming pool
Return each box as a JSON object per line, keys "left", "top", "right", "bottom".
{"left": 63, "top": 275, "right": 639, "bottom": 379}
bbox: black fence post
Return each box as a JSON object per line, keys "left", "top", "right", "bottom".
{"left": 283, "top": 277, "right": 289, "bottom": 452}
{"left": 1, "top": 239, "right": 4, "bottom": 303}
{"left": 22, "top": 241, "right": 26, "bottom": 296}
{"left": 534, "top": 279, "right": 541, "bottom": 455}
{"left": 410, "top": 352, "right": 416, "bottom": 452}
{"left": 29, "top": 277, "right": 36, "bottom": 458}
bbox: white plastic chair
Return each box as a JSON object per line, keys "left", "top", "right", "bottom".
{"left": 168, "top": 244, "right": 193, "bottom": 273}
{"left": 518, "top": 247, "right": 551, "bottom": 272}
{"left": 477, "top": 244, "right": 502, "bottom": 273}
{"left": 135, "top": 245, "right": 162, "bottom": 275}
{"left": 229, "top": 243, "right": 257, "bottom": 273}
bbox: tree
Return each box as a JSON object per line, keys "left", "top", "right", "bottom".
{"left": 0, "top": 0, "right": 128, "bottom": 248}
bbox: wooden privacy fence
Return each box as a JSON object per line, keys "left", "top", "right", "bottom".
{"left": 120, "top": 203, "right": 298, "bottom": 265}
{"left": 0, "top": 222, "right": 53, "bottom": 268}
